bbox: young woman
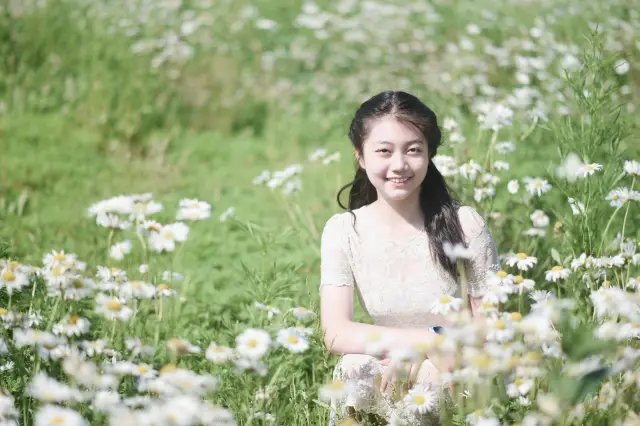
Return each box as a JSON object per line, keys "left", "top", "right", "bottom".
{"left": 319, "top": 90, "right": 500, "bottom": 425}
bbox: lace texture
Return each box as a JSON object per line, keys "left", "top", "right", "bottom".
{"left": 320, "top": 205, "right": 500, "bottom": 424}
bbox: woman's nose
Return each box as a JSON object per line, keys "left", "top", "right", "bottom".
{"left": 390, "top": 153, "right": 407, "bottom": 170}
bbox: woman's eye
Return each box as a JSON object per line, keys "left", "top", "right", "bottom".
{"left": 376, "top": 149, "right": 390, "bottom": 153}
{"left": 409, "top": 147, "right": 421, "bottom": 153}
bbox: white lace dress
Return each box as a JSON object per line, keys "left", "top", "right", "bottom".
{"left": 319, "top": 205, "right": 500, "bottom": 425}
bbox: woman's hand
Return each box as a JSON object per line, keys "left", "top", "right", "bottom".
{"left": 378, "top": 358, "right": 422, "bottom": 393}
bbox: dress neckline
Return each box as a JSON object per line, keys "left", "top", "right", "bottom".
{"left": 351, "top": 205, "right": 428, "bottom": 245}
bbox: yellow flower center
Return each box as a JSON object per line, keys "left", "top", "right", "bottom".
{"left": 52, "top": 416, "right": 65, "bottom": 424}
{"left": 160, "top": 363, "right": 177, "bottom": 374}
{"left": 412, "top": 395, "right": 426, "bottom": 405}
{"left": 10, "top": 261, "right": 19, "bottom": 268}
{"left": 214, "top": 346, "right": 227, "bottom": 353}
{"left": 247, "top": 338, "right": 258, "bottom": 348}
{"left": 496, "top": 270, "right": 508, "bottom": 278}
{"left": 482, "top": 302, "right": 494, "bottom": 309}
{"left": 551, "top": 266, "right": 564, "bottom": 271}
{"left": 297, "top": 307, "right": 307, "bottom": 312}
{"left": 0, "top": 308, "right": 7, "bottom": 315}
{"left": 287, "top": 336, "right": 299, "bottom": 344}
{"left": 328, "top": 380, "right": 345, "bottom": 391}
{"left": 510, "top": 312, "right": 522, "bottom": 321}
{"left": 508, "top": 355, "right": 520, "bottom": 368}
{"left": 54, "top": 253, "right": 66, "bottom": 261}
{"left": 603, "top": 281, "right": 611, "bottom": 288}
{"left": 106, "top": 300, "right": 122, "bottom": 311}
{"left": 514, "top": 275, "right": 524, "bottom": 284}
{"left": 149, "top": 224, "right": 161, "bottom": 232}
{"left": 367, "top": 333, "right": 381, "bottom": 342}
{"left": 1, "top": 270, "right": 15, "bottom": 281}
{"left": 439, "top": 296, "right": 451, "bottom": 304}
{"left": 52, "top": 267, "right": 64, "bottom": 276}
{"left": 157, "top": 283, "right": 169, "bottom": 290}
{"left": 515, "top": 252, "right": 528, "bottom": 260}
{"left": 111, "top": 267, "right": 118, "bottom": 273}
{"left": 131, "top": 280, "right": 142, "bottom": 289}
{"left": 68, "top": 315, "right": 81, "bottom": 325}
{"left": 524, "top": 352, "right": 541, "bottom": 363}
{"left": 495, "top": 320, "right": 506, "bottom": 329}
{"left": 514, "top": 378, "right": 524, "bottom": 386}
{"left": 138, "top": 366, "right": 148, "bottom": 374}
{"left": 472, "top": 354, "right": 491, "bottom": 369}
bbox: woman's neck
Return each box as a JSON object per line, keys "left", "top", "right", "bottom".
{"left": 369, "top": 193, "right": 424, "bottom": 230}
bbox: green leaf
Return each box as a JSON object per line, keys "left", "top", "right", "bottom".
{"left": 551, "top": 248, "right": 562, "bottom": 265}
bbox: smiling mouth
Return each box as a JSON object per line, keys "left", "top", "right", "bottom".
{"left": 386, "top": 177, "right": 412, "bottom": 183}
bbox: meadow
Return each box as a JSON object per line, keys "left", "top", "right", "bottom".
{"left": 0, "top": 0, "right": 639, "bottom": 424}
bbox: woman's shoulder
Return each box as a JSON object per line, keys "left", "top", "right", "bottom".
{"left": 323, "top": 205, "right": 369, "bottom": 229}
{"left": 455, "top": 205, "right": 490, "bottom": 236}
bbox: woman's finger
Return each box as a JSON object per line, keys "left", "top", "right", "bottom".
{"left": 408, "top": 362, "right": 420, "bottom": 389}
{"left": 378, "top": 358, "right": 391, "bottom": 366}
{"left": 380, "top": 365, "right": 392, "bottom": 393}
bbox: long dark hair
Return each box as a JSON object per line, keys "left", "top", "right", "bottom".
{"left": 337, "top": 90, "right": 466, "bottom": 280}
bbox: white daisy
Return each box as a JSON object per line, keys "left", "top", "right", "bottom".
{"left": 403, "top": 384, "right": 437, "bottom": 414}
{"left": 459, "top": 160, "right": 482, "bottom": 180}
{"left": 219, "top": 207, "right": 235, "bottom": 222}
{"left": 523, "top": 177, "right": 552, "bottom": 197}
{"left": 176, "top": 198, "right": 212, "bottom": 221}
{"left": 322, "top": 152, "right": 341, "bottom": 164}
{"left": 605, "top": 187, "right": 639, "bottom": 208}
{"left": 254, "top": 302, "right": 281, "bottom": 320}
{"left": 52, "top": 315, "right": 91, "bottom": 337}
{"left": 319, "top": 379, "right": 355, "bottom": 403}
{"left": 577, "top": 163, "right": 603, "bottom": 177}
{"left": 495, "top": 141, "right": 516, "bottom": 154}
{"left": 205, "top": 343, "right": 234, "bottom": 364}
{"left": 430, "top": 296, "right": 463, "bottom": 315}
{"left": 28, "top": 372, "right": 85, "bottom": 403}
{"left": 506, "top": 377, "right": 534, "bottom": 397}
{"left": 545, "top": 266, "right": 571, "bottom": 282}
{"left": 623, "top": 160, "right": 640, "bottom": 176}
{"left": 148, "top": 222, "right": 189, "bottom": 253}
{"left": 510, "top": 275, "right": 536, "bottom": 294}
{"left": 507, "top": 180, "right": 519, "bottom": 194}
{"left": 308, "top": 148, "right": 328, "bottom": 162}
{"left": 443, "top": 242, "right": 473, "bottom": 262}
{"left": 0, "top": 266, "right": 30, "bottom": 296}
{"left": 35, "top": 404, "right": 87, "bottom": 426}
{"left": 276, "top": 328, "right": 309, "bottom": 353}
{"left": 288, "top": 307, "right": 316, "bottom": 322}
{"left": 530, "top": 210, "right": 549, "bottom": 227}
{"left": 363, "top": 332, "right": 393, "bottom": 357}
{"left": 95, "top": 294, "right": 133, "bottom": 321}
{"left": 492, "top": 161, "right": 509, "bottom": 172}
{"left": 505, "top": 252, "right": 538, "bottom": 271}
{"left": 109, "top": 240, "right": 132, "bottom": 261}
{"left": 568, "top": 197, "right": 586, "bottom": 215}
{"left": 167, "top": 338, "right": 201, "bottom": 356}
{"left": 235, "top": 328, "right": 271, "bottom": 360}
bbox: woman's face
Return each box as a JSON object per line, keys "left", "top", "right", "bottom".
{"left": 357, "top": 116, "right": 429, "bottom": 203}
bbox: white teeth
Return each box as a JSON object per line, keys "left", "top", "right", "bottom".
{"left": 388, "top": 177, "right": 410, "bottom": 183}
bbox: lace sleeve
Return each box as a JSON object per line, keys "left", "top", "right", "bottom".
{"left": 458, "top": 206, "right": 500, "bottom": 297}
{"left": 320, "top": 213, "right": 355, "bottom": 288}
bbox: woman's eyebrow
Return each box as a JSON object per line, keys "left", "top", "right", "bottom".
{"left": 376, "top": 139, "right": 424, "bottom": 145}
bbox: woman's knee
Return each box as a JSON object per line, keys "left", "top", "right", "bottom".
{"left": 338, "top": 354, "right": 380, "bottom": 377}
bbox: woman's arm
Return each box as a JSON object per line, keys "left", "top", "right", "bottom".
{"left": 320, "top": 285, "right": 439, "bottom": 355}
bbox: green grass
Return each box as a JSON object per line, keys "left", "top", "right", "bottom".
{"left": 1, "top": 0, "right": 639, "bottom": 424}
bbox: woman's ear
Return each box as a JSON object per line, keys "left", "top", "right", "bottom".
{"left": 355, "top": 149, "right": 365, "bottom": 169}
